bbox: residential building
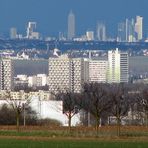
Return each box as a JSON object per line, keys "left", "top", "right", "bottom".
{"left": 107, "top": 48, "right": 128, "bottom": 83}
{"left": 89, "top": 60, "right": 108, "bottom": 83}
{"left": 0, "top": 58, "right": 14, "bottom": 90}
{"left": 48, "top": 54, "right": 89, "bottom": 93}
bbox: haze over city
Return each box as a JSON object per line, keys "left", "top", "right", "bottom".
{"left": 0, "top": 0, "right": 147, "bottom": 37}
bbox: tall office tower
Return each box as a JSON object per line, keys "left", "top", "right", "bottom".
{"left": 48, "top": 54, "right": 89, "bottom": 93}
{"left": 26, "top": 22, "right": 39, "bottom": 39}
{"left": 10, "top": 27, "right": 17, "bottom": 39}
{"left": 96, "top": 22, "right": 106, "bottom": 41}
{"left": 107, "top": 48, "right": 128, "bottom": 83}
{"left": 68, "top": 11, "right": 75, "bottom": 40}
{"left": 135, "top": 16, "right": 143, "bottom": 41}
{"left": 0, "top": 58, "right": 14, "bottom": 90}
{"left": 126, "top": 18, "right": 135, "bottom": 42}
{"left": 89, "top": 60, "right": 108, "bottom": 83}
{"left": 117, "top": 22, "right": 126, "bottom": 42}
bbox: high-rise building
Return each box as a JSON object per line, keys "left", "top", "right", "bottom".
{"left": 96, "top": 22, "right": 106, "bottom": 41}
{"left": 48, "top": 54, "right": 89, "bottom": 93}
{"left": 10, "top": 27, "right": 17, "bottom": 39}
{"left": 107, "top": 48, "right": 128, "bottom": 83}
{"left": 117, "top": 22, "right": 126, "bottom": 42}
{"left": 26, "top": 22, "right": 39, "bottom": 39}
{"left": 68, "top": 11, "right": 75, "bottom": 40}
{"left": 126, "top": 18, "right": 135, "bottom": 42}
{"left": 89, "top": 60, "right": 108, "bottom": 83}
{"left": 0, "top": 58, "right": 14, "bottom": 90}
{"left": 135, "top": 16, "right": 143, "bottom": 41}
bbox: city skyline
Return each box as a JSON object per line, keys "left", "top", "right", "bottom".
{"left": 0, "top": 0, "right": 147, "bottom": 37}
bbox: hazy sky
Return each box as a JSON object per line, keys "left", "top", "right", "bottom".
{"left": 0, "top": 0, "right": 147, "bottom": 37}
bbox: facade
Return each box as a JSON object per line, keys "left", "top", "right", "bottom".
{"left": 89, "top": 60, "right": 108, "bottom": 83}
{"left": 107, "top": 48, "right": 128, "bottom": 83}
{"left": 0, "top": 58, "right": 14, "bottom": 90}
{"left": 48, "top": 55, "right": 89, "bottom": 93}
{"left": 68, "top": 11, "right": 75, "bottom": 40}
{"left": 135, "top": 16, "right": 143, "bottom": 41}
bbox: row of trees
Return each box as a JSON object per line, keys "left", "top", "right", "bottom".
{"left": 56, "top": 83, "right": 148, "bottom": 136}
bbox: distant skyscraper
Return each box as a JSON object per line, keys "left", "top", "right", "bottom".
{"left": 0, "top": 58, "right": 14, "bottom": 90}
{"left": 68, "top": 11, "right": 75, "bottom": 40}
{"left": 117, "top": 22, "right": 126, "bottom": 42}
{"left": 96, "top": 22, "right": 106, "bottom": 41}
{"left": 26, "top": 22, "right": 39, "bottom": 39}
{"left": 135, "top": 16, "right": 143, "bottom": 41}
{"left": 107, "top": 48, "right": 128, "bottom": 83}
{"left": 126, "top": 18, "right": 135, "bottom": 42}
{"left": 10, "top": 27, "right": 17, "bottom": 39}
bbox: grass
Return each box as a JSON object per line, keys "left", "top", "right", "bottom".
{"left": 0, "top": 139, "right": 148, "bottom": 148}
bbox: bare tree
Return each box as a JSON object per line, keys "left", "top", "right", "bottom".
{"left": 109, "top": 83, "right": 129, "bottom": 136}
{"left": 82, "top": 83, "right": 112, "bottom": 134}
{"left": 55, "top": 90, "right": 80, "bottom": 132}
{"left": 136, "top": 84, "right": 148, "bottom": 127}
{"left": 4, "top": 91, "right": 31, "bottom": 132}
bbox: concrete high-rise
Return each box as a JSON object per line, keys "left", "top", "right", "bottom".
{"left": 107, "top": 48, "right": 128, "bottom": 83}
{"left": 68, "top": 11, "right": 75, "bottom": 40}
{"left": 96, "top": 22, "right": 106, "bottom": 41}
{"left": 135, "top": 16, "right": 143, "bottom": 41}
{"left": 0, "top": 58, "right": 14, "bottom": 90}
{"left": 48, "top": 54, "right": 89, "bottom": 93}
{"left": 89, "top": 60, "right": 108, "bottom": 83}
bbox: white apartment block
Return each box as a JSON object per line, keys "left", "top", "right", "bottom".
{"left": 48, "top": 54, "right": 89, "bottom": 93}
{"left": 107, "top": 48, "right": 128, "bottom": 83}
{"left": 0, "top": 90, "right": 52, "bottom": 101}
{"left": 28, "top": 74, "right": 48, "bottom": 87}
{"left": 89, "top": 60, "right": 108, "bottom": 83}
{"left": 0, "top": 58, "right": 14, "bottom": 90}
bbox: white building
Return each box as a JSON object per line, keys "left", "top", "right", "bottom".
{"left": 48, "top": 54, "right": 89, "bottom": 93}
{"left": 89, "top": 60, "right": 108, "bottom": 83}
{"left": 86, "top": 31, "right": 94, "bottom": 41}
{"left": 107, "top": 48, "right": 128, "bottom": 83}
{"left": 26, "top": 22, "right": 39, "bottom": 39}
{"left": 0, "top": 58, "right": 14, "bottom": 90}
{"left": 28, "top": 74, "right": 48, "bottom": 87}
{"left": 135, "top": 16, "right": 143, "bottom": 41}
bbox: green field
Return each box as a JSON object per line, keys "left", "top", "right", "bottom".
{"left": 0, "top": 139, "right": 148, "bottom": 148}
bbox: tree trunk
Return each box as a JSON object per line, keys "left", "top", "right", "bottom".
{"left": 68, "top": 114, "right": 72, "bottom": 132}
{"left": 16, "top": 112, "right": 20, "bottom": 132}
{"left": 96, "top": 115, "right": 100, "bottom": 135}
{"left": 117, "top": 117, "right": 121, "bottom": 137}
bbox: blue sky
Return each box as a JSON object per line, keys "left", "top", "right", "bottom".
{"left": 0, "top": 0, "right": 147, "bottom": 37}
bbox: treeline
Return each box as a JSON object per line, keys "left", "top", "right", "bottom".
{"left": 56, "top": 83, "right": 148, "bottom": 135}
